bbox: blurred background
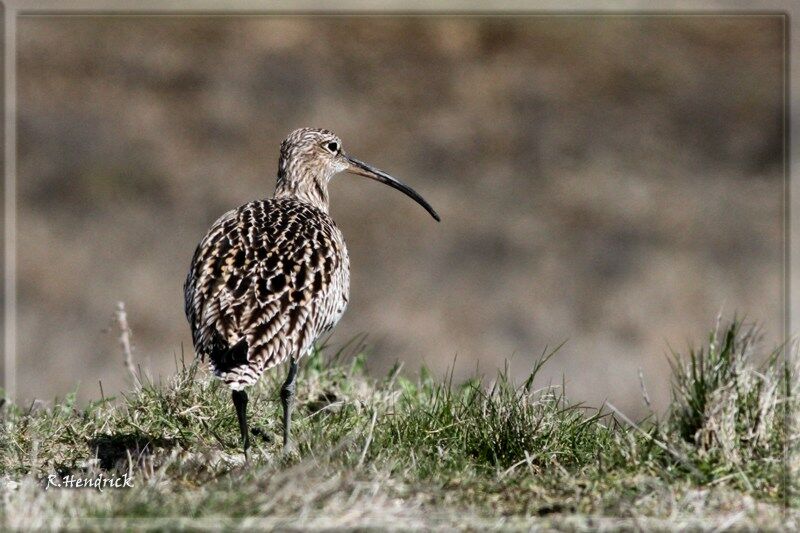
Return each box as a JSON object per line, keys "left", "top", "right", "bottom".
{"left": 12, "top": 16, "right": 783, "bottom": 417}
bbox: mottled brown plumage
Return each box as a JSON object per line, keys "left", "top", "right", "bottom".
{"left": 184, "top": 127, "right": 439, "bottom": 455}
{"left": 184, "top": 198, "right": 349, "bottom": 388}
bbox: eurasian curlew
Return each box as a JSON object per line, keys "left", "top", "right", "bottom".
{"left": 184, "top": 128, "right": 439, "bottom": 456}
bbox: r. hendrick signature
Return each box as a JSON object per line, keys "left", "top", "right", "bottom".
{"left": 44, "top": 473, "right": 133, "bottom": 492}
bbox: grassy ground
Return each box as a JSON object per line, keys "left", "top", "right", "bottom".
{"left": 1, "top": 320, "right": 797, "bottom": 531}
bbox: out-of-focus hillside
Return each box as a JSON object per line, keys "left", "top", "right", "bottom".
{"left": 14, "top": 16, "right": 783, "bottom": 415}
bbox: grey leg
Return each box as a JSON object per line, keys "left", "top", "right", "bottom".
{"left": 232, "top": 389, "right": 250, "bottom": 461}
{"left": 280, "top": 358, "right": 299, "bottom": 452}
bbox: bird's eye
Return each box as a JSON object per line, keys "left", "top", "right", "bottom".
{"left": 325, "top": 141, "right": 339, "bottom": 153}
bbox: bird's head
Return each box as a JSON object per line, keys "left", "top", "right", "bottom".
{"left": 275, "top": 127, "right": 440, "bottom": 221}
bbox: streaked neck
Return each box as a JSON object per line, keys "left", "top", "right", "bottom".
{"left": 274, "top": 178, "right": 330, "bottom": 213}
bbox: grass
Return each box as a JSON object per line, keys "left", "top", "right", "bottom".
{"left": 0, "top": 318, "right": 797, "bottom": 530}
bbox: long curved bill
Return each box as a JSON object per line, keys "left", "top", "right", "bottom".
{"left": 345, "top": 155, "right": 441, "bottom": 222}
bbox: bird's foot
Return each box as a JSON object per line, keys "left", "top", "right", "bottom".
{"left": 281, "top": 439, "right": 297, "bottom": 458}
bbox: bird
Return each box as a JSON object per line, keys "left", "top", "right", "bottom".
{"left": 184, "top": 127, "right": 439, "bottom": 456}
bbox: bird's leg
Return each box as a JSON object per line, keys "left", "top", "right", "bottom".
{"left": 280, "top": 358, "right": 299, "bottom": 453}
{"left": 232, "top": 389, "right": 250, "bottom": 461}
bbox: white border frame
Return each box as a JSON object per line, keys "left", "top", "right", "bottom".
{"left": 2, "top": 0, "right": 795, "bottom": 518}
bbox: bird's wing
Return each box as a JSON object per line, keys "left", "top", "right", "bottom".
{"left": 184, "top": 199, "right": 346, "bottom": 380}
{"left": 184, "top": 206, "right": 240, "bottom": 359}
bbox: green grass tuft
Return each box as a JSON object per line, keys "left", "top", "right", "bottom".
{"left": 664, "top": 319, "right": 787, "bottom": 494}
